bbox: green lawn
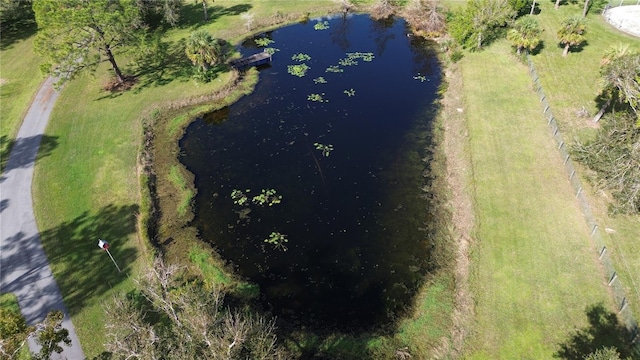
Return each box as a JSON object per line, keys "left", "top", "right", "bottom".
{"left": 459, "top": 40, "right": 613, "bottom": 359}
{"left": 530, "top": 1, "right": 640, "bottom": 326}
{"left": 0, "top": 34, "right": 44, "bottom": 172}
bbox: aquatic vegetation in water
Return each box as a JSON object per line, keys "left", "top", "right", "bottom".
{"left": 314, "top": 21, "right": 329, "bottom": 30}
{"left": 255, "top": 38, "right": 274, "bottom": 47}
{"left": 313, "top": 142, "right": 334, "bottom": 157}
{"left": 347, "top": 52, "right": 375, "bottom": 62}
{"left": 338, "top": 58, "right": 358, "bottom": 66}
{"left": 344, "top": 88, "right": 356, "bottom": 97}
{"left": 313, "top": 76, "right": 327, "bottom": 84}
{"left": 413, "top": 74, "right": 427, "bottom": 82}
{"left": 291, "top": 53, "right": 311, "bottom": 62}
{"left": 264, "top": 47, "right": 280, "bottom": 55}
{"left": 231, "top": 189, "right": 250, "bottom": 206}
{"left": 307, "top": 93, "right": 328, "bottom": 102}
{"left": 338, "top": 52, "right": 375, "bottom": 67}
{"left": 231, "top": 188, "right": 282, "bottom": 207}
{"left": 325, "top": 65, "right": 343, "bottom": 73}
{"left": 252, "top": 189, "right": 282, "bottom": 206}
{"left": 288, "top": 63, "right": 310, "bottom": 77}
{"left": 264, "top": 232, "right": 288, "bottom": 251}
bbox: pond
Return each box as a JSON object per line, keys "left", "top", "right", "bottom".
{"left": 179, "top": 14, "right": 442, "bottom": 330}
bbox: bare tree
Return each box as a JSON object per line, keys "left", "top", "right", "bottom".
{"left": 104, "top": 257, "right": 287, "bottom": 359}
{"left": 370, "top": 0, "right": 396, "bottom": 20}
{"left": 240, "top": 11, "right": 255, "bottom": 31}
{"left": 403, "top": 0, "right": 446, "bottom": 37}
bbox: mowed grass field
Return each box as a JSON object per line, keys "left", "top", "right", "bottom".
{"left": 459, "top": 40, "right": 613, "bottom": 358}
{"left": 0, "top": 33, "right": 44, "bottom": 172}
{"left": 529, "top": 1, "right": 640, "bottom": 322}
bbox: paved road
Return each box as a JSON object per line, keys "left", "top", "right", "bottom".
{"left": 0, "top": 76, "right": 85, "bottom": 359}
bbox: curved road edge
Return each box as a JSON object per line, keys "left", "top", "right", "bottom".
{"left": 0, "top": 76, "right": 85, "bottom": 359}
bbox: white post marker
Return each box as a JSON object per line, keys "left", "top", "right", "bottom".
{"left": 98, "top": 239, "right": 122, "bottom": 272}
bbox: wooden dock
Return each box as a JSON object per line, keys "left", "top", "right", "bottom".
{"left": 230, "top": 51, "right": 272, "bottom": 70}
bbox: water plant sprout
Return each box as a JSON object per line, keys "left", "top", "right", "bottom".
{"left": 413, "top": 74, "right": 427, "bottom": 82}
{"left": 313, "top": 77, "right": 327, "bottom": 84}
{"left": 344, "top": 88, "right": 356, "bottom": 97}
{"left": 264, "top": 231, "right": 288, "bottom": 251}
{"left": 313, "top": 143, "right": 334, "bottom": 157}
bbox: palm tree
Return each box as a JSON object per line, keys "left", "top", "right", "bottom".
{"left": 194, "top": 0, "right": 210, "bottom": 22}
{"left": 557, "top": 16, "right": 586, "bottom": 57}
{"left": 185, "top": 30, "right": 222, "bottom": 71}
{"left": 507, "top": 16, "right": 542, "bottom": 55}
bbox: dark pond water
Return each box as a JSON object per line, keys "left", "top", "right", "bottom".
{"left": 179, "top": 14, "right": 442, "bottom": 330}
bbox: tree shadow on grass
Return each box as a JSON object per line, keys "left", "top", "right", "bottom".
{"left": 0, "top": 134, "right": 59, "bottom": 175}
{"left": 0, "top": 204, "right": 138, "bottom": 325}
{"left": 128, "top": 37, "right": 233, "bottom": 93}
{"left": 129, "top": 38, "right": 194, "bottom": 92}
{"left": 0, "top": 17, "right": 37, "bottom": 51}
{"left": 555, "top": 303, "right": 638, "bottom": 359}
{"left": 557, "top": 40, "right": 590, "bottom": 55}
{"left": 40, "top": 204, "right": 140, "bottom": 316}
{"left": 179, "top": 3, "right": 253, "bottom": 30}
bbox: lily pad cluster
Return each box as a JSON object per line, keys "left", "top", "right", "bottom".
{"left": 314, "top": 21, "right": 330, "bottom": 30}
{"left": 291, "top": 53, "right": 311, "bottom": 62}
{"left": 254, "top": 37, "right": 279, "bottom": 56}
{"left": 231, "top": 188, "right": 282, "bottom": 207}
{"left": 314, "top": 142, "right": 334, "bottom": 157}
{"left": 254, "top": 38, "right": 274, "bottom": 47}
{"left": 264, "top": 231, "right": 288, "bottom": 251}
{"left": 288, "top": 63, "right": 310, "bottom": 77}
{"left": 307, "top": 93, "right": 328, "bottom": 102}
{"left": 313, "top": 76, "right": 327, "bottom": 84}
{"left": 325, "top": 65, "right": 343, "bottom": 73}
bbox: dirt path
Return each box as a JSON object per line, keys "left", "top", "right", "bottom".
{"left": 431, "top": 65, "right": 476, "bottom": 358}
{"left": 0, "top": 76, "right": 85, "bottom": 359}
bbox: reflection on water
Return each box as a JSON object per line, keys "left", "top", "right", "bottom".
{"left": 179, "top": 14, "right": 441, "bottom": 330}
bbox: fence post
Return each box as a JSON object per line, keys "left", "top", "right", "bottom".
{"left": 526, "top": 54, "right": 639, "bottom": 350}
{"left": 620, "top": 297, "right": 627, "bottom": 313}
